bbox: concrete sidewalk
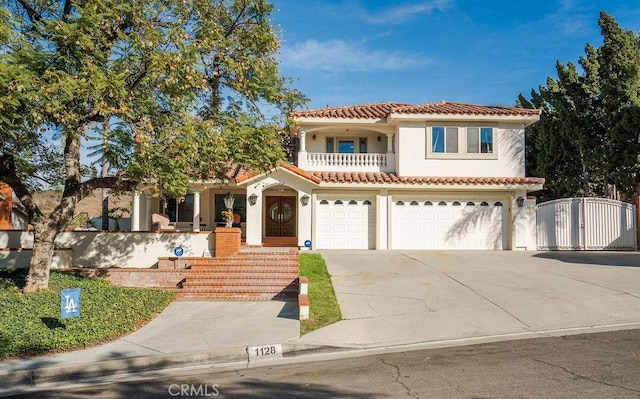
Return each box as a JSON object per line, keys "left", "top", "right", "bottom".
{"left": 0, "top": 301, "right": 300, "bottom": 391}
{"left": 3, "top": 250, "right": 640, "bottom": 393}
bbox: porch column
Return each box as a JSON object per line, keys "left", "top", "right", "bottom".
{"left": 131, "top": 190, "right": 140, "bottom": 231}
{"left": 144, "top": 193, "right": 153, "bottom": 230}
{"left": 299, "top": 130, "right": 307, "bottom": 152}
{"left": 386, "top": 133, "right": 394, "bottom": 154}
{"left": 246, "top": 185, "right": 262, "bottom": 246}
{"left": 192, "top": 190, "right": 201, "bottom": 232}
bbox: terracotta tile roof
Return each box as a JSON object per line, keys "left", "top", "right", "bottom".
{"left": 309, "top": 172, "right": 545, "bottom": 186}
{"left": 291, "top": 101, "right": 540, "bottom": 119}
{"left": 290, "top": 103, "right": 411, "bottom": 119}
{"left": 235, "top": 163, "right": 322, "bottom": 184}
{"left": 392, "top": 101, "right": 541, "bottom": 117}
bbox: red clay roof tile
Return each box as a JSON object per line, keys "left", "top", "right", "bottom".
{"left": 291, "top": 101, "right": 540, "bottom": 119}
{"left": 309, "top": 172, "right": 544, "bottom": 186}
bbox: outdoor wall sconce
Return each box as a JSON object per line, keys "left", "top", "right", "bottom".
{"left": 516, "top": 197, "right": 525, "bottom": 207}
{"left": 300, "top": 194, "right": 310, "bottom": 206}
{"left": 248, "top": 193, "right": 258, "bottom": 206}
{"left": 312, "top": 134, "right": 316, "bottom": 140}
{"left": 377, "top": 135, "right": 381, "bottom": 142}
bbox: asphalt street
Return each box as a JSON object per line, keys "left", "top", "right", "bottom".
{"left": 8, "top": 328, "right": 640, "bottom": 399}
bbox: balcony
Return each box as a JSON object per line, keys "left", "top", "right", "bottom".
{"left": 297, "top": 152, "right": 394, "bottom": 172}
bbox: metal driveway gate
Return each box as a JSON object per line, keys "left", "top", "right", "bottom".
{"left": 537, "top": 198, "right": 637, "bottom": 250}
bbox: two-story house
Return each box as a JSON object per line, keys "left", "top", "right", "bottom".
{"left": 131, "top": 101, "right": 544, "bottom": 251}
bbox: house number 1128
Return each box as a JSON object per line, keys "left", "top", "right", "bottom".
{"left": 254, "top": 346, "right": 277, "bottom": 356}
{"left": 248, "top": 344, "right": 283, "bottom": 360}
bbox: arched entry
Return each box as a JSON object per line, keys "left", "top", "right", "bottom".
{"left": 265, "top": 195, "right": 296, "bottom": 237}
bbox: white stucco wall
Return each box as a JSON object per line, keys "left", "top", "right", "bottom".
{"left": 396, "top": 122, "right": 525, "bottom": 177}
{"left": 0, "top": 230, "right": 213, "bottom": 268}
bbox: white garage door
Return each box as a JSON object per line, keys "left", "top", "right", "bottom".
{"left": 316, "top": 198, "right": 375, "bottom": 249}
{"left": 392, "top": 200, "right": 506, "bottom": 250}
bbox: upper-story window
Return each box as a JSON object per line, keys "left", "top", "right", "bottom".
{"left": 427, "top": 126, "right": 496, "bottom": 159}
{"left": 466, "top": 127, "right": 493, "bottom": 154}
{"left": 327, "top": 137, "right": 367, "bottom": 153}
{"left": 432, "top": 127, "right": 458, "bottom": 153}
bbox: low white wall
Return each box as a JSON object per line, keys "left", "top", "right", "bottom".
{"left": 0, "top": 230, "right": 214, "bottom": 269}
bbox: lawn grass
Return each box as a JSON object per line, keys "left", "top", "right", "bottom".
{"left": 299, "top": 253, "right": 342, "bottom": 335}
{"left": 0, "top": 269, "right": 175, "bottom": 359}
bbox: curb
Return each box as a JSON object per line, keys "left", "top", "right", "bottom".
{"left": 3, "top": 321, "right": 640, "bottom": 395}
{"left": 0, "top": 346, "right": 248, "bottom": 393}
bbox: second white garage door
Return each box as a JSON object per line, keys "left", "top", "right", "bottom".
{"left": 392, "top": 200, "right": 506, "bottom": 250}
{"left": 316, "top": 198, "right": 375, "bottom": 249}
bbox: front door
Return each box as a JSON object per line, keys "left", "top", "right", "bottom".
{"left": 265, "top": 196, "right": 296, "bottom": 237}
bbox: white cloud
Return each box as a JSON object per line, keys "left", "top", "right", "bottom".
{"left": 362, "top": 0, "right": 452, "bottom": 25}
{"left": 280, "top": 39, "right": 428, "bottom": 73}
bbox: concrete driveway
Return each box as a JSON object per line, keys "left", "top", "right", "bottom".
{"left": 295, "top": 250, "right": 640, "bottom": 349}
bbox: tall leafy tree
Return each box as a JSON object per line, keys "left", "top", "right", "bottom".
{"left": 0, "top": 0, "right": 306, "bottom": 292}
{"left": 520, "top": 12, "right": 640, "bottom": 201}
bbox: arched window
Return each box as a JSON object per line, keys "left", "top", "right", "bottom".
{"left": 452, "top": 201, "right": 461, "bottom": 206}
{"left": 363, "top": 200, "right": 372, "bottom": 205}
{"left": 438, "top": 201, "right": 447, "bottom": 206}
{"left": 466, "top": 201, "right": 475, "bottom": 206}
{"left": 410, "top": 201, "right": 419, "bottom": 206}
{"left": 396, "top": 201, "right": 405, "bottom": 206}
{"left": 494, "top": 202, "right": 503, "bottom": 206}
{"left": 320, "top": 200, "right": 329, "bottom": 205}
{"left": 335, "top": 200, "right": 343, "bottom": 205}
{"left": 424, "top": 201, "right": 433, "bottom": 206}
{"left": 480, "top": 201, "right": 489, "bottom": 206}
{"left": 348, "top": 200, "right": 358, "bottom": 205}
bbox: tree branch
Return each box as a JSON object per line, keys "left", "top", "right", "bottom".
{"left": 16, "top": 0, "right": 42, "bottom": 23}
{"left": 61, "top": 0, "right": 72, "bottom": 21}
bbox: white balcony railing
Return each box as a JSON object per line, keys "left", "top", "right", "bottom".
{"left": 298, "top": 152, "right": 394, "bottom": 172}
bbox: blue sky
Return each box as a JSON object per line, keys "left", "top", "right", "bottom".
{"left": 271, "top": 0, "right": 640, "bottom": 110}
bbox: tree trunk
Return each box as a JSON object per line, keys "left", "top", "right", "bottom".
{"left": 101, "top": 189, "right": 109, "bottom": 230}
{"left": 23, "top": 132, "right": 82, "bottom": 292}
{"left": 23, "top": 224, "right": 56, "bottom": 293}
{"left": 101, "top": 120, "right": 110, "bottom": 230}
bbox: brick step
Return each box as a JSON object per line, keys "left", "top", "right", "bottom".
{"left": 182, "top": 276, "right": 297, "bottom": 287}
{"left": 189, "top": 265, "right": 299, "bottom": 273}
{"left": 190, "top": 263, "right": 298, "bottom": 270}
{"left": 191, "top": 258, "right": 297, "bottom": 263}
{"left": 186, "top": 273, "right": 298, "bottom": 280}
{"left": 179, "top": 286, "right": 298, "bottom": 295}
{"left": 177, "top": 292, "right": 296, "bottom": 301}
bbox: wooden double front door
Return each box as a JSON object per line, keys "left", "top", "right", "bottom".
{"left": 265, "top": 196, "right": 296, "bottom": 237}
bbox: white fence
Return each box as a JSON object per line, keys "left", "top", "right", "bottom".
{"left": 537, "top": 198, "right": 637, "bottom": 250}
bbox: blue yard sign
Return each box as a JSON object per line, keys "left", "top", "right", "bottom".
{"left": 173, "top": 246, "right": 184, "bottom": 257}
{"left": 61, "top": 288, "right": 81, "bottom": 319}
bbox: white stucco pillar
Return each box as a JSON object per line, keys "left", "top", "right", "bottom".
{"left": 513, "top": 195, "right": 537, "bottom": 250}
{"left": 131, "top": 190, "right": 141, "bottom": 231}
{"left": 192, "top": 190, "right": 201, "bottom": 232}
{"left": 376, "top": 191, "right": 388, "bottom": 250}
{"left": 298, "top": 190, "right": 312, "bottom": 248}
{"left": 299, "top": 130, "right": 307, "bottom": 152}
{"left": 386, "top": 133, "right": 394, "bottom": 153}
{"left": 246, "top": 185, "right": 262, "bottom": 246}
